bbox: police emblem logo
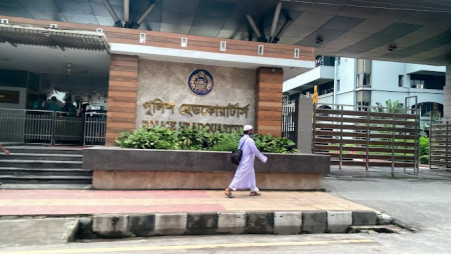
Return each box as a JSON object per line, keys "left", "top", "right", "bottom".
{"left": 188, "top": 69, "right": 214, "bottom": 96}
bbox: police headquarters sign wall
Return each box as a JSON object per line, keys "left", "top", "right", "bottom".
{"left": 136, "top": 60, "right": 256, "bottom": 132}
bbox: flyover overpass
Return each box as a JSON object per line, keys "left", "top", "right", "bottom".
{"left": 0, "top": 0, "right": 449, "bottom": 115}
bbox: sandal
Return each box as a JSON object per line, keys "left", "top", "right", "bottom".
{"left": 224, "top": 188, "right": 233, "bottom": 198}
{"left": 249, "top": 192, "right": 261, "bottom": 196}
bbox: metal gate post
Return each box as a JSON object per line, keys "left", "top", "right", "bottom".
{"left": 414, "top": 112, "right": 420, "bottom": 175}
{"left": 339, "top": 105, "right": 344, "bottom": 170}
{"left": 83, "top": 113, "right": 87, "bottom": 146}
{"left": 429, "top": 116, "right": 432, "bottom": 169}
{"left": 365, "top": 107, "right": 370, "bottom": 171}
{"left": 391, "top": 110, "right": 396, "bottom": 177}
{"left": 51, "top": 111, "right": 56, "bottom": 146}
{"left": 311, "top": 103, "right": 317, "bottom": 154}
{"left": 446, "top": 121, "right": 449, "bottom": 168}
{"left": 294, "top": 98, "right": 299, "bottom": 145}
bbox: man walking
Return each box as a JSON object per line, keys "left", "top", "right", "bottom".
{"left": 224, "top": 125, "right": 267, "bottom": 198}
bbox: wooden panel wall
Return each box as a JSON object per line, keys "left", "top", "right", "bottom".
{"left": 255, "top": 67, "right": 283, "bottom": 137}
{"left": 2, "top": 16, "right": 315, "bottom": 61}
{"left": 105, "top": 55, "right": 138, "bottom": 146}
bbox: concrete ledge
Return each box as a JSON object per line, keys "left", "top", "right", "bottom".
{"left": 186, "top": 212, "right": 218, "bottom": 235}
{"left": 327, "top": 211, "right": 352, "bottom": 233}
{"left": 92, "top": 214, "right": 131, "bottom": 238}
{"left": 77, "top": 217, "right": 95, "bottom": 239}
{"left": 84, "top": 147, "right": 330, "bottom": 190}
{"left": 128, "top": 214, "right": 155, "bottom": 237}
{"left": 80, "top": 210, "right": 384, "bottom": 239}
{"left": 154, "top": 213, "right": 187, "bottom": 236}
{"left": 218, "top": 211, "right": 246, "bottom": 234}
{"left": 83, "top": 147, "right": 330, "bottom": 174}
{"left": 375, "top": 211, "right": 393, "bottom": 225}
{"left": 92, "top": 171, "right": 323, "bottom": 190}
{"left": 246, "top": 212, "right": 274, "bottom": 234}
{"left": 274, "top": 211, "right": 302, "bottom": 235}
{"left": 352, "top": 211, "right": 378, "bottom": 226}
{"left": 302, "top": 211, "right": 327, "bottom": 233}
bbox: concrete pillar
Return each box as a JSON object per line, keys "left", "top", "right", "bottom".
{"left": 444, "top": 65, "right": 451, "bottom": 120}
{"left": 256, "top": 67, "right": 283, "bottom": 137}
{"left": 296, "top": 97, "right": 313, "bottom": 153}
{"left": 105, "top": 54, "right": 139, "bottom": 146}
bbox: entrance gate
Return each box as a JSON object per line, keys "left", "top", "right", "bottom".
{"left": 312, "top": 103, "right": 420, "bottom": 175}
{"left": 282, "top": 99, "right": 297, "bottom": 143}
{"left": 0, "top": 108, "right": 106, "bottom": 145}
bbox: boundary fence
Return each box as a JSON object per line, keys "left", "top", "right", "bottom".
{"left": 429, "top": 121, "right": 450, "bottom": 169}
{"left": 312, "top": 103, "right": 420, "bottom": 175}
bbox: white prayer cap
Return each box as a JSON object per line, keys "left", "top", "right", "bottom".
{"left": 243, "top": 125, "right": 253, "bottom": 131}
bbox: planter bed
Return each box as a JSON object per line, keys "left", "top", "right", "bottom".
{"left": 83, "top": 147, "right": 330, "bottom": 190}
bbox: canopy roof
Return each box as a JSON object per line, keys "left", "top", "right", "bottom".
{"left": 0, "top": 0, "right": 449, "bottom": 65}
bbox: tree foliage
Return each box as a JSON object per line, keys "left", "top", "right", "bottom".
{"left": 375, "top": 99, "right": 405, "bottom": 114}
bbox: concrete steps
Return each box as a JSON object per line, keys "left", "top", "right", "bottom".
{"left": 4, "top": 153, "right": 83, "bottom": 161}
{"left": 0, "top": 159, "right": 82, "bottom": 169}
{"left": 0, "top": 167, "right": 91, "bottom": 176}
{"left": 0, "top": 145, "right": 91, "bottom": 185}
{"left": 0, "top": 175, "right": 92, "bottom": 184}
{"left": 5, "top": 146, "right": 84, "bottom": 155}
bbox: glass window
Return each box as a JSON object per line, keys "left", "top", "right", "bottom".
{"left": 410, "top": 79, "right": 425, "bottom": 88}
{"left": 356, "top": 91, "right": 371, "bottom": 111}
{"left": 357, "top": 73, "right": 371, "bottom": 87}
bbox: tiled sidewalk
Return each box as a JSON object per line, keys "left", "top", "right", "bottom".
{"left": 0, "top": 189, "right": 373, "bottom": 216}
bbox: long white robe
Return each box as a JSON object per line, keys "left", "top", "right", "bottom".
{"left": 229, "top": 134, "right": 268, "bottom": 192}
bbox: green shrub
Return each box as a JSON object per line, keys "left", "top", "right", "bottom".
{"left": 178, "top": 127, "right": 209, "bottom": 150}
{"left": 254, "top": 134, "right": 298, "bottom": 153}
{"left": 253, "top": 134, "right": 297, "bottom": 153}
{"left": 420, "top": 155, "right": 429, "bottom": 164}
{"left": 210, "top": 136, "right": 240, "bottom": 151}
{"left": 115, "top": 126, "right": 180, "bottom": 150}
{"left": 115, "top": 126, "right": 298, "bottom": 153}
{"left": 420, "top": 136, "right": 429, "bottom": 156}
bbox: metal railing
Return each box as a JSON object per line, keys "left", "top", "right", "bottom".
{"left": 0, "top": 108, "right": 106, "bottom": 146}
{"left": 84, "top": 113, "right": 107, "bottom": 145}
{"left": 282, "top": 100, "right": 297, "bottom": 143}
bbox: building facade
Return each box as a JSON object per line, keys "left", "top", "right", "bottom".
{"left": 284, "top": 56, "right": 446, "bottom": 127}
{"left": 0, "top": 15, "right": 315, "bottom": 146}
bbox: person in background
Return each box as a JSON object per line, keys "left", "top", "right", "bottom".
{"left": 224, "top": 125, "right": 268, "bottom": 198}
{"left": 62, "top": 96, "right": 77, "bottom": 117}
{"left": 0, "top": 143, "right": 9, "bottom": 155}
{"left": 0, "top": 143, "right": 8, "bottom": 185}
{"left": 29, "top": 94, "right": 44, "bottom": 110}
{"left": 46, "top": 96, "right": 60, "bottom": 111}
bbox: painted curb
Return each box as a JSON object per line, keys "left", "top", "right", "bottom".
{"left": 85, "top": 210, "right": 382, "bottom": 238}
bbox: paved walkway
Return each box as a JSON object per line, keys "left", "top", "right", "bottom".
{"left": 0, "top": 189, "right": 372, "bottom": 216}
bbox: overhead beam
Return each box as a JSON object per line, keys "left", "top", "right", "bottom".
{"left": 269, "top": 2, "right": 282, "bottom": 43}
{"left": 103, "top": 0, "right": 122, "bottom": 27}
{"left": 246, "top": 14, "right": 267, "bottom": 42}
{"left": 246, "top": 14, "right": 261, "bottom": 38}
{"left": 132, "top": 3, "right": 156, "bottom": 29}
{"left": 273, "top": 18, "right": 292, "bottom": 43}
{"left": 124, "top": 0, "right": 131, "bottom": 27}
